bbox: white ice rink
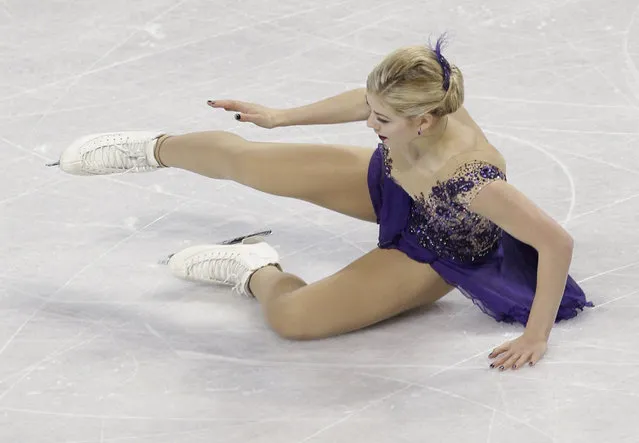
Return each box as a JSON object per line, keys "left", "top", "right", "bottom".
{"left": 2, "top": 0, "right": 639, "bottom": 441}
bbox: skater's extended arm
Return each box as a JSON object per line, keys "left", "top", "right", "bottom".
{"left": 276, "top": 88, "right": 370, "bottom": 127}
{"left": 209, "top": 88, "right": 370, "bottom": 128}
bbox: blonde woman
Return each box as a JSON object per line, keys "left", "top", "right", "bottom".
{"left": 52, "top": 36, "right": 592, "bottom": 371}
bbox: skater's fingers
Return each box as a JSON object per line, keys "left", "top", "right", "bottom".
{"left": 488, "top": 342, "right": 511, "bottom": 359}
{"left": 512, "top": 352, "right": 533, "bottom": 370}
{"left": 207, "top": 99, "right": 254, "bottom": 113}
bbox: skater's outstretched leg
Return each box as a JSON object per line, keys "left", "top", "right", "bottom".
{"left": 57, "top": 131, "right": 376, "bottom": 222}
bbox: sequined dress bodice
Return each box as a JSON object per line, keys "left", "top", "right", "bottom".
{"left": 381, "top": 144, "right": 507, "bottom": 263}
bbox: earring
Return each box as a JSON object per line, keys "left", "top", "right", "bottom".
{"left": 418, "top": 129, "right": 422, "bottom": 136}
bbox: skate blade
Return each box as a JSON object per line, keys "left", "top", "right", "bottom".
{"left": 158, "top": 230, "right": 272, "bottom": 265}
{"left": 158, "top": 253, "right": 174, "bottom": 265}
{"left": 46, "top": 160, "right": 60, "bottom": 167}
{"left": 218, "top": 229, "right": 272, "bottom": 245}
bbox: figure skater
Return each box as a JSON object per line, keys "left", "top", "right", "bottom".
{"left": 51, "top": 36, "right": 593, "bottom": 371}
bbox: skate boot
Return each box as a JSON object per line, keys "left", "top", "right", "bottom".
{"left": 50, "top": 132, "right": 164, "bottom": 175}
{"left": 165, "top": 232, "right": 280, "bottom": 297}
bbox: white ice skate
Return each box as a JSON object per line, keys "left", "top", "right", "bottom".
{"left": 49, "top": 131, "right": 164, "bottom": 175}
{"left": 164, "top": 231, "right": 280, "bottom": 297}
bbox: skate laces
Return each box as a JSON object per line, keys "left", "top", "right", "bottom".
{"left": 82, "top": 141, "right": 154, "bottom": 173}
{"left": 186, "top": 251, "right": 249, "bottom": 295}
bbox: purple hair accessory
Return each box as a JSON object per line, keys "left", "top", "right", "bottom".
{"left": 433, "top": 35, "right": 451, "bottom": 91}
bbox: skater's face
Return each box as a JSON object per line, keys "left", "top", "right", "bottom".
{"left": 365, "top": 93, "right": 430, "bottom": 157}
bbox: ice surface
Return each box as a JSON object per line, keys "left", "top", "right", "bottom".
{"left": 1, "top": 0, "right": 639, "bottom": 441}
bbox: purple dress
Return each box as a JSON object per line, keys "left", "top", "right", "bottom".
{"left": 367, "top": 144, "right": 593, "bottom": 325}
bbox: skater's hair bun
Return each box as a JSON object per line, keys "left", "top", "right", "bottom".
{"left": 366, "top": 34, "right": 464, "bottom": 118}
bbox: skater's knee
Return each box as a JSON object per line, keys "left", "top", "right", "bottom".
{"left": 264, "top": 296, "right": 328, "bottom": 341}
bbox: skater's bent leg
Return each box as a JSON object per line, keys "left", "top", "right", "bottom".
{"left": 248, "top": 248, "right": 454, "bottom": 340}
{"left": 154, "top": 132, "right": 377, "bottom": 222}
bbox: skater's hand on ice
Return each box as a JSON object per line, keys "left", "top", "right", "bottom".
{"left": 488, "top": 334, "right": 547, "bottom": 371}
{"left": 207, "top": 99, "right": 282, "bottom": 129}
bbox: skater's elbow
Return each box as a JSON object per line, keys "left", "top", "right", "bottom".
{"left": 537, "top": 227, "right": 574, "bottom": 257}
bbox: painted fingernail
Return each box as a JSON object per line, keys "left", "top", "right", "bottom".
{"left": 529, "top": 362, "right": 534, "bottom": 366}
{"left": 490, "top": 364, "right": 495, "bottom": 368}
{"left": 235, "top": 113, "right": 241, "bottom": 120}
{"left": 512, "top": 365, "right": 517, "bottom": 370}
{"left": 499, "top": 366, "right": 504, "bottom": 371}
{"left": 207, "top": 100, "right": 215, "bottom": 105}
